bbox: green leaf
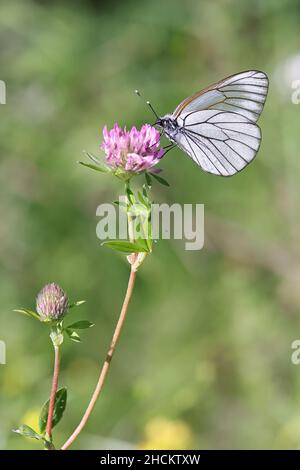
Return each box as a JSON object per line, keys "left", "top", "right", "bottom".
{"left": 137, "top": 191, "right": 150, "bottom": 208}
{"left": 66, "top": 320, "right": 94, "bottom": 330}
{"left": 13, "top": 424, "right": 43, "bottom": 441}
{"left": 136, "top": 237, "right": 151, "bottom": 252}
{"left": 66, "top": 329, "right": 81, "bottom": 342}
{"left": 39, "top": 388, "right": 67, "bottom": 434}
{"left": 142, "top": 184, "right": 147, "bottom": 194}
{"left": 79, "top": 161, "right": 110, "bottom": 173}
{"left": 138, "top": 185, "right": 151, "bottom": 210}
{"left": 69, "top": 300, "right": 86, "bottom": 309}
{"left": 13, "top": 308, "right": 40, "bottom": 321}
{"left": 102, "top": 240, "right": 149, "bottom": 253}
{"left": 56, "top": 320, "right": 64, "bottom": 330}
{"left": 114, "top": 200, "right": 128, "bottom": 208}
{"left": 125, "top": 185, "right": 134, "bottom": 204}
{"left": 150, "top": 173, "right": 170, "bottom": 186}
{"left": 145, "top": 173, "right": 152, "bottom": 187}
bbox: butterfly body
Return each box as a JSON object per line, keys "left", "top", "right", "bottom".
{"left": 155, "top": 70, "right": 269, "bottom": 177}
{"left": 156, "top": 115, "right": 180, "bottom": 142}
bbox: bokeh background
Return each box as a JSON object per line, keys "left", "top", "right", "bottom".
{"left": 1, "top": 0, "right": 300, "bottom": 450}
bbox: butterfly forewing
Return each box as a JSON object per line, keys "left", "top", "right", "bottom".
{"left": 173, "top": 70, "right": 268, "bottom": 122}
{"left": 169, "top": 70, "right": 268, "bottom": 176}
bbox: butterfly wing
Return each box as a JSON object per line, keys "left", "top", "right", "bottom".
{"left": 171, "top": 70, "right": 268, "bottom": 176}
{"left": 173, "top": 70, "right": 268, "bottom": 123}
{"left": 174, "top": 110, "right": 261, "bottom": 176}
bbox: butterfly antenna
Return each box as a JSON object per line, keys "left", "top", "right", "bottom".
{"left": 134, "top": 89, "right": 159, "bottom": 119}
{"left": 146, "top": 100, "right": 159, "bottom": 119}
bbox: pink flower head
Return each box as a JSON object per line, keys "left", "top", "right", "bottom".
{"left": 101, "top": 123, "right": 164, "bottom": 175}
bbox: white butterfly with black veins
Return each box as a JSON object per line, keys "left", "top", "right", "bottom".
{"left": 155, "top": 70, "right": 269, "bottom": 176}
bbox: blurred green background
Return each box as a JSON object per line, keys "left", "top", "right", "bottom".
{"left": 1, "top": 0, "right": 300, "bottom": 450}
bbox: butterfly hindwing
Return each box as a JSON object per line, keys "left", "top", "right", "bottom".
{"left": 175, "top": 110, "right": 261, "bottom": 176}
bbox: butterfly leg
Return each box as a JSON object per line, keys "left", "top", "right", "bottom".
{"left": 162, "top": 143, "right": 176, "bottom": 155}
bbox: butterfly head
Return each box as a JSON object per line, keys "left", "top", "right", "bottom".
{"left": 154, "top": 117, "right": 164, "bottom": 129}
{"left": 155, "top": 115, "right": 179, "bottom": 140}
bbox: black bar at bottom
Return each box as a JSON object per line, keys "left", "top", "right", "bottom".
{"left": 0, "top": 449, "right": 300, "bottom": 464}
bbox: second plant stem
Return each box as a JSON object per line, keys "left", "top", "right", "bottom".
{"left": 61, "top": 198, "right": 141, "bottom": 450}
{"left": 61, "top": 266, "right": 137, "bottom": 450}
{"left": 61, "top": 187, "right": 142, "bottom": 449}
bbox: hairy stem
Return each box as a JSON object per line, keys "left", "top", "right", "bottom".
{"left": 46, "top": 345, "right": 60, "bottom": 441}
{"left": 61, "top": 267, "right": 137, "bottom": 450}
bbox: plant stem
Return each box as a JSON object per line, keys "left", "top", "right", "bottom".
{"left": 126, "top": 181, "right": 135, "bottom": 244}
{"left": 61, "top": 267, "right": 137, "bottom": 450}
{"left": 46, "top": 344, "right": 60, "bottom": 441}
{"left": 127, "top": 212, "right": 135, "bottom": 243}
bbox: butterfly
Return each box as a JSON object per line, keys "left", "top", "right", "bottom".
{"left": 154, "top": 70, "right": 269, "bottom": 177}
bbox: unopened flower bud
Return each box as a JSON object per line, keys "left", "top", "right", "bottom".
{"left": 36, "top": 283, "right": 69, "bottom": 321}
